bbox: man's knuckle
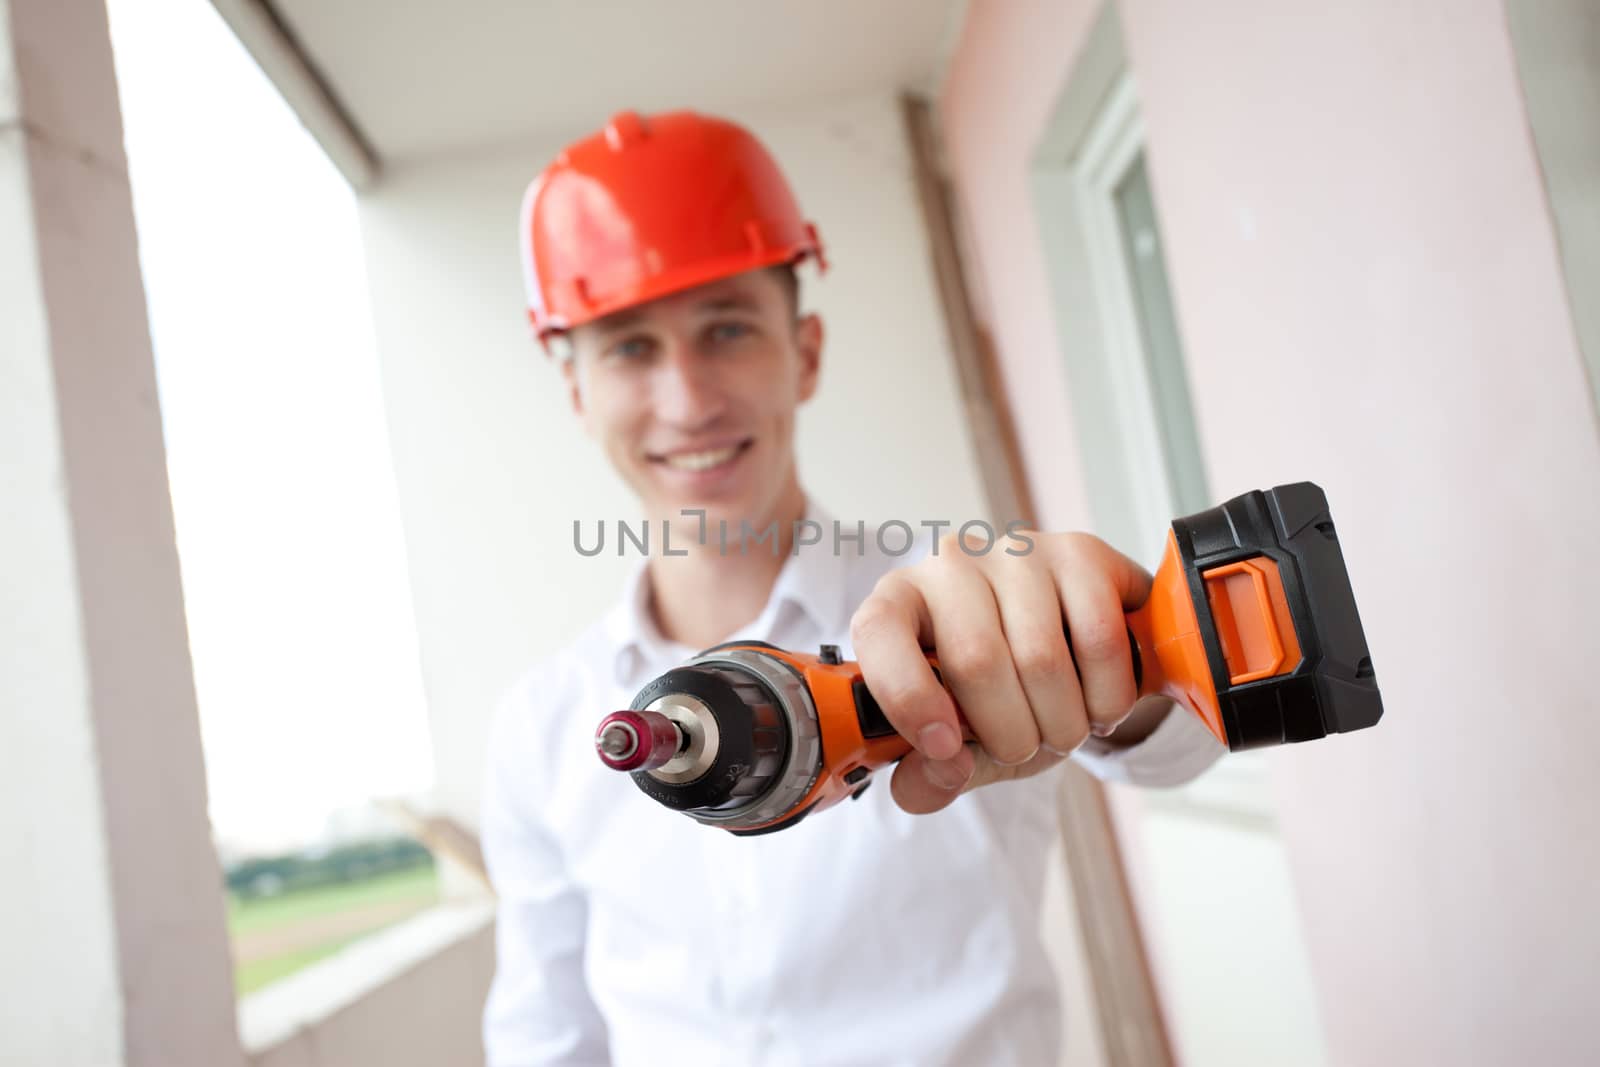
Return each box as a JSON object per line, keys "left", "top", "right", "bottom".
{"left": 933, "top": 531, "right": 979, "bottom": 562}
{"left": 867, "top": 570, "right": 911, "bottom": 602}
{"left": 1011, "top": 630, "right": 1073, "bottom": 681}
{"left": 941, "top": 635, "right": 1004, "bottom": 680}
{"left": 1056, "top": 531, "right": 1095, "bottom": 559}
{"left": 1072, "top": 617, "right": 1126, "bottom": 664}
{"left": 1073, "top": 531, "right": 1110, "bottom": 554}
{"left": 849, "top": 599, "right": 897, "bottom": 645}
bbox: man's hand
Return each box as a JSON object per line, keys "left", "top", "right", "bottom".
{"left": 849, "top": 529, "right": 1157, "bottom": 814}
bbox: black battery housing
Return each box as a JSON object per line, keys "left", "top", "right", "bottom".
{"left": 1173, "top": 482, "right": 1383, "bottom": 750}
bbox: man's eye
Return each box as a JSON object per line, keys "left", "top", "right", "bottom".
{"left": 708, "top": 322, "right": 751, "bottom": 344}
{"left": 611, "top": 337, "right": 653, "bottom": 360}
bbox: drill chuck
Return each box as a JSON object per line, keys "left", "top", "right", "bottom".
{"left": 597, "top": 646, "right": 824, "bottom": 833}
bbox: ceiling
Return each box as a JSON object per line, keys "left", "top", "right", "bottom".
{"left": 246, "top": 0, "right": 968, "bottom": 172}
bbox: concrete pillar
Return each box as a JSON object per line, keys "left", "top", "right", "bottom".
{"left": 1, "top": 1, "right": 244, "bottom": 1064}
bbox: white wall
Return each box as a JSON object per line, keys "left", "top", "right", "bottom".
{"left": 354, "top": 90, "right": 989, "bottom": 832}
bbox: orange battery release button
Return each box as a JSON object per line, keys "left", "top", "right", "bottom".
{"left": 1202, "top": 557, "right": 1303, "bottom": 684}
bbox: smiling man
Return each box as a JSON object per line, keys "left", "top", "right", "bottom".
{"left": 482, "top": 110, "right": 1225, "bottom": 1066}
{"left": 554, "top": 262, "right": 819, "bottom": 655}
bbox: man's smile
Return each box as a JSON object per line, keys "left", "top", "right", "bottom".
{"left": 646, "top": 437, "right": 754, "bottom": 475}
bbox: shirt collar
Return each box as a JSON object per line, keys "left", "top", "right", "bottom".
{"left": 606, "top": 493, "right": 850, "bottom": 686}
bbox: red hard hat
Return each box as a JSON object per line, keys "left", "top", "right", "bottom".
{"left": 520, "top": 110, "right": 827, "bottom": 344}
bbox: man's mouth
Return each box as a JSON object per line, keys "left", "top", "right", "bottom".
{"left": 649, "top": 439, "right": 753, "bottom": 473}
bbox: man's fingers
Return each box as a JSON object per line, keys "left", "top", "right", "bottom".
{"left": 849, "top": 574, "right": 962, "bottom": 761}
{"left": 888, "top": 745, "right": 975, "bottom": 814}
{"left": 1053, "top": 542, "right": 1144, "bottom": 735}
{"left": 914, "top": 554, "right": 1040, "bottom": 767}
{"left": 889, "top": 743, "right": 1063, "bottom": 815}
{"left": 1079, "top": 534, "right": 1154, "bottom": 613}
{"left": 856, "top": 531, "right": 1156, "bottom": 817}
{"left": 987, "top": 555, "right": 1089, "bottom": 755}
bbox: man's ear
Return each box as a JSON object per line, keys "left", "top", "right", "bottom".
{"left": 795, "top": 312, "right": 823, "bottom": 403}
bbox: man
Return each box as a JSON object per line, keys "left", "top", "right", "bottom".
{"left": 483, "top": 110, "right": 1223, "bottom": 1066}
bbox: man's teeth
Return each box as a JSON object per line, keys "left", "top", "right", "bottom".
{"left": 662, "top": 444, "right": 742, "bottom": 472}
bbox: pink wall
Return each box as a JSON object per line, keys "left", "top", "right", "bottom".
{"left": 942, "top": 1, "right": 1600, "bottom": 1064}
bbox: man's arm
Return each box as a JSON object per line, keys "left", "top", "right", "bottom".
{"left": 481, "top": 685, "right": 609, "bottom": 1067}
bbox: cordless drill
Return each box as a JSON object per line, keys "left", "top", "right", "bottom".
{"left": 593, "top": 482, "right": 1382, "bottom": 835}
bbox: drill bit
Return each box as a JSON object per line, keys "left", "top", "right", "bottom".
{"left": 597, "top": 724, "right": 636, "bottom": 760}
{"left": 595, "top": 709, "right": 683, "bottom": 772}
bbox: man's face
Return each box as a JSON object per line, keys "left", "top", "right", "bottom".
{"left": 561, "top": 268, "right": 823, "bottom": 532}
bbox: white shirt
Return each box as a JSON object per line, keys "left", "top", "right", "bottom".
{"left": 482, "top": 498, "right": 1225, "bottom": 1067}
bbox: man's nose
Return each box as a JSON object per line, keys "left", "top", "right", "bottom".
{"left": 651, "top": 343, "right": 726, "bottom": 427}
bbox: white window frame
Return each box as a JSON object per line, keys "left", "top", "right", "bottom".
{"left": 1071, "top": 75, "right": 1178, "bottom": 567}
